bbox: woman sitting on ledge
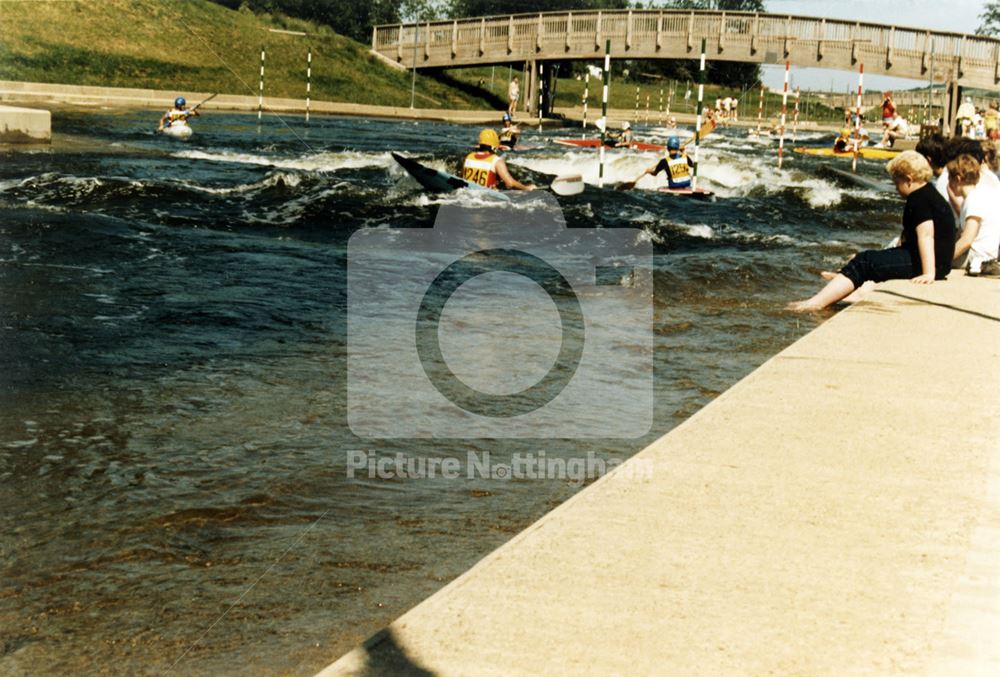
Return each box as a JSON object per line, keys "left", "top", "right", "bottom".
{"left": 789, "top": 151, "right": 956, "bottom": 311}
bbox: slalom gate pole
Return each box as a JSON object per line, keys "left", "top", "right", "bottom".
{"left": 756, "top": 81, "right": 764, "bottom": 136}
{"left": 305, "top": 48, "right": 312, "bottom": 124}
{"left": 777, "top": 60, "right": 789, "bottom": 169}
{"left": 792, "top": 85, "right": 800, "bottom": 143}
{"left": 582, "top": 71, "right": 589, "bottom": 133}
{"left": 693, "top": 38, "right": 706, "bottom": 191}
{"left": 258, "top": 46, "right": 265, "bottom": 122}
{"left": 853, "top": 63, "right": 864, "bottom": 173}
{"left": 598, "top": 40, "right": 610, "bottom": 188}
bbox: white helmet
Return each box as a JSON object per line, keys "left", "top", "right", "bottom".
{"left": 622, "top": 121, "right": 631, "bottom": 130}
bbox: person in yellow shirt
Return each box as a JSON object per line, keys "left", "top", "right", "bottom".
{"left": 463, "top": 129, "right": 535, "bottom": 191}
{"left": 630, "top": 136, "right": 693, "bottom": 189}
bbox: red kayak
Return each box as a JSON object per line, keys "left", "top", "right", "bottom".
{"left": 554, "top": 138, "right": 666, "bottom": 152}
{"left": 658, "top": 186, "right": 714, "bottom": 199}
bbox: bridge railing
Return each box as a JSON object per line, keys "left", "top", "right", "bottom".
{"left": 374, "top": 10, "right": 1000, "bottom": 91}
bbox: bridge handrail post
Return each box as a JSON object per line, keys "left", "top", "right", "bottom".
{"left": 886, "top": 26, "right": 894, "bottom": 69}
{"left": 536, "top": 13, "right": 543, "bottom": 52}
{"left": 626, "top": 10, "right": 633, "bottom": 51}
{"left": 424, "top": 21, "right": 430, "bottom": 61}
{"left": 718, "top": 11, "right": 725, "bottom": 53}
{"left": 451, "top": 20, "right": 458, "bottom": 58}
{"left": 565, "top": 12, "right": 572, "bottom": 53}
{"left": 783, "top": 15, "right": 791, "bottom": 58}
{"left": 479, "top": 17, "right": 486, "bottom": 56}
{"left": 750, "top": 14, "right": 758, "bottom": 55}
{"left": 396, "top": 24, "right": 403, "bottom": 62}
{"left": 656, "top": 11, "right": 663, "bottom": 51}
{"left": 687, "top": 11, "right": 694, "bottom": 52}
{"left": 596, "top": 11, "right": 602, "bottom": 51}
{"left": 817, "top": 18, "right": 825, "bottom": 61}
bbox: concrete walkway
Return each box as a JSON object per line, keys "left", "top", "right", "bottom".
{"left": 318, "top": 273, "right": 1000, "bottom": 676}
{"left": 0, "top": 80, "right": 839, "bottom": 131}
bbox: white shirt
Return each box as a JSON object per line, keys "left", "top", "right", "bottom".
{"left": 959, "top": 181, "right": 1000, "bottom": 270}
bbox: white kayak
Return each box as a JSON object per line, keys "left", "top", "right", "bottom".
{"left": 161, "top": 122, "right": 193, "bottom": 139}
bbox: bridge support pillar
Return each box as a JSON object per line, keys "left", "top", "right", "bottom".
{"left": 526, "top": 60, "right": 537, "bottom": 115}
{"left": 944, "top": 80, "right": 962, "bottom": 137}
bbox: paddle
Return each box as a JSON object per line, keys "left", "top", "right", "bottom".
{"left": 189, "top": 92, "right": 218, "bottom": 113}
{"left": 550, "top": 174, "right": 584, "bottom": 196}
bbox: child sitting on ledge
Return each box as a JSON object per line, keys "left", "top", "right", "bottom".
{"left": 789, "top": 151, "right": 956, "bottom": 311}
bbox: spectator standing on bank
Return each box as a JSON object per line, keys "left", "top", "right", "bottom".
{"left": 507, "top": 76, "right": 520, "bottom": 117}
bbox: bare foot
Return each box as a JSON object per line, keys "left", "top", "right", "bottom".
{"left": 787, "top": 300, "right": 823, "bottom": 312}
{"left": 819, "top": 271, "right": 838, "bottom": 280}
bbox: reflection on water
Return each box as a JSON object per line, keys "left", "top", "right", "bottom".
{"left": 0, "top": 110, "right": 899, "bottom": 674}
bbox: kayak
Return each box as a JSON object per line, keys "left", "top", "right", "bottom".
{"left": 658, "top": 186, "right": 714, "bottom": 199}
{"left": 392, "top": 152, "right": 488, "bottom": 193}
{"left": 554, "top": 138, "right": 666, "bottom": 152}
{"left": 794, "top": 146, "right": 900, "bottom": 160}
{"left": 392, "top": 152, "right": 583, "bottom": 198}
{"left": 161, "top": 122, "right": 193, "bottom": 139}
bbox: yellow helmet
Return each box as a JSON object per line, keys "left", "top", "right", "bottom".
{"left": 478, "top": 128, "right": 500, "bottom": 149}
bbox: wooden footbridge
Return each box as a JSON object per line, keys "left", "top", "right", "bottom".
{"left": 373, "top": 9, "right": 1000, "bottom": 123}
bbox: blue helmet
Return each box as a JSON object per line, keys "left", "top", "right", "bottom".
{"left": 175, "top": 97, "right": 186, "bottom": 107}
{"left": 667, "top": 135, "right": 681, "bottom": 150}
{"left": 502, "top": 113, "right": 512, "bottom": 122}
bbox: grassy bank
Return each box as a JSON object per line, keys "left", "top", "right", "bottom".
{"left": 0, "top": 0, "right": 491, "bottom": 109}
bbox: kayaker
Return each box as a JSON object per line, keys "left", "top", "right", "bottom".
{"left": 463, "top": 129, "right": 535, "bottom": 191}
{"left": 630, "top": 136, "right": 694, "bottom": 189}
{"left": 159, "top": 96, "right": 199, "bottom": 132}
{"left": 498, "top": 113, "right": 520, "bottom": 149}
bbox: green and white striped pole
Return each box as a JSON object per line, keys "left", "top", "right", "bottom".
{"left": 692, "top": 38, "right": 706, "bottom": 191}
{"left": 634, "top": 85, "right": 640, "bottom": 124}
{"left": 305, "top": 48, "right": 312, "bottom": 124}
{"left": 538, "top": 62, "right": 544, "bottom": 123}
{"left": 582, "top": 71, "right": 589, "bottom": 135}
{"left": 598, "top": 40, "right": 610, "bottom": 189}
{"left": 658, "top": 87, "right": 664, "bottom": 126}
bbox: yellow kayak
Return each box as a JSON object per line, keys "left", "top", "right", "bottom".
{"left": 794, "top": 146, "right": 901, "bottom": 160}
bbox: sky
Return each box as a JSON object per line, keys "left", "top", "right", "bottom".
{"left": 752, "top": 0, "right": 987, "bottom": 92}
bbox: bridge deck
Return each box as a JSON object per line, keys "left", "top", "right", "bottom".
{"left": 374, "top": 10, "right": 1000, "bottom": 92}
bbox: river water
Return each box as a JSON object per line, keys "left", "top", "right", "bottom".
{"left": 0, "top": 110, "right": 903, "bottom": 674}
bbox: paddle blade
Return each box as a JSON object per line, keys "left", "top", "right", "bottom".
{"left": 616, "top": 181, "right": 636, "bottom": 191}
{"left": 551, "top": 174, "right": 584, "bottom": 196}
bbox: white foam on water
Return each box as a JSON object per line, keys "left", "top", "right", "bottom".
{"left": 173, "top": 149, "right": 394, "bottom": 173}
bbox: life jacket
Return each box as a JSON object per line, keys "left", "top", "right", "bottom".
{"left": 463, "top": 151, "right": 500, "bottom": 188}
{"left": 166, "top": 108, "right": 189, "bottom": 125}
{"left": 665, "top": 153, "right": 692, "bottom": 188}
{"left": 499, "top": 127, "right": 518, "bottom": 144}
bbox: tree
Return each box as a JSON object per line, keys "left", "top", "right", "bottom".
{"left": 978, "top": 1, "right": 1000, "bottom": 36}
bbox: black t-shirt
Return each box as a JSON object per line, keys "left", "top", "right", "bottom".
{"left": 901, "top": 182, "right": 955, "bottom": 279}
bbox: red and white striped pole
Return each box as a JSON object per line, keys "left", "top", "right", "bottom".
{"left": 853, "top": 63, "right": 864, "bottom": 173}
{"left": 755, "top": 82, "right": 764, "bottom": 136}
{"left": 777, "top": 61, "right": 789, "bottom": 168}
{"left": 792, "top": 85, "right": 800, "bottom": 143}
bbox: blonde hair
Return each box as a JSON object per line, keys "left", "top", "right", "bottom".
{"left": 946, "top": 154, "right": 981, "bottom": 186}
{"left": 885, "top": 150, "right": 933, "bottom": 183}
